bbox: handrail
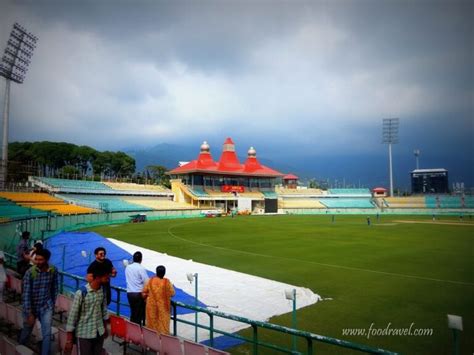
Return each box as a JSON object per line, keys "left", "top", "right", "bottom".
{"left": 170, "top": 301, "right": 398, "bottom": 355}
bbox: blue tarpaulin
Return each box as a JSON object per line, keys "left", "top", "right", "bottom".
{"left": 44, "top": 231, "right": 205, "bottom": 316}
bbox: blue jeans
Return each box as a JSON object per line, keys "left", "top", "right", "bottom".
{"left": 19, "top": 307, "right": 53, "bottom": 355}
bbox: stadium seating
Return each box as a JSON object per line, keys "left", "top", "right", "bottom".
{"left": 0, "top": 197, "right": 48, "bottom": 219}
{"left": 0, "top": 192, "right": 97, "bottom": 215}
{"left": 103, "top": 182, "right": 171, "bottom": 193}
{"left": 57, "top": 194, "right": 153, "bottom": 213}
{"left": 123, "top": 197, "right": 197, "bottom": 210}
{"left": 262, "top": 191, "right": 278, "bottom": 198}
{"left": 276, "top": 187, "right": 325, "bottom": 195}
{"left": 319, "top": 198, "right": 374, "bottom": 208}
{"left": 463, "top": 196, "right": 474, "bottom": 208}
{"left": 279, "top": 199, "right": 326, "bottom": 209}
{"left": 188, "top": 188, "right": 209, "bottom": 197}
{"left": 328, "top": 188, "right": 371, "bottom": 196}
{"left": 384, "top": 197, "right": 426, "bottom": 208}
{"left": 38, "top": 177, "right": 112, "bottom": 192}
{"left": 425, "top": 196, "right": 465, "bottom": 208}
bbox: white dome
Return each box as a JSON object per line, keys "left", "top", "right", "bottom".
{"left": 200, "top": 141, "right": 210, "bottom": 152}
{"left": 248, "top": 146, "right": 257, "bottom": 157}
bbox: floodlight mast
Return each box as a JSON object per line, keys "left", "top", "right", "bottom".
{"left": 414, "top": 149, "right": 420, "bottom": 170}
{"left": 382, "top": 118, "right": 399, "bottom": 197}
{"left": 0, "top": 23, "right": 38, "bottom": 189}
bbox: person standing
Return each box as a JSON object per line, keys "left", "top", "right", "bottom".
{"left": 16, "top": 231, "right": 31, "bottom": 277}
{"left": 125, "top": 251, "right": 149, "bottom": 325}
{"left": 142, "top": 265, "right": 175, "bottom": 334}
{"left": 65, "top": 263, "right": 110, "bottom": 355}
{"left": 87, "top": 247, "right": 117, "bottom": 305}
{"left": 19, "top": 248, "right": 58, "bottom": 355}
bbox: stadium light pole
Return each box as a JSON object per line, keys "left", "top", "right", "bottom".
{"left": 187, "top": 272, "right": 199, "bottom": 342}
{"left": 447, "top": 314, "right": 463, "bottom": 355}
{"left": 0, "top": 23, "right": 38, "bottom": 190}
{"left": 285, "top": 289, "right": 297, "bottom": 352}
{"left": 414, "top": 149, "right": 420, "bottom": 170}
{"left": 382, "top": 118, "right": 399, "bottom": 197}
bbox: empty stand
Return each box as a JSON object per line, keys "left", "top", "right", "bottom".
{"left": 328, "top": 188, "right": 371, "bottom": 196}
{"left": 38, "top": 177, "right": 112, "bottom": 192}
{"left": 0, "top": 192, "right": 97, "bottom": 215}
{"left": 279, "top": 199, "right": 326, "bottom": 209}
{"left": 57, "top": 194, "right": 153, "bottom": 213}
{"left": 384, "top": 197, "right": 426, "bottom": 208}
{"left": 319, "top": 198, "right": 374, "bottom": 209}
{"left": 103, "top": 182, "right": 170, "bottom": 193}
{"left": 0, "top": 197, "right": 47, "bottom": 220}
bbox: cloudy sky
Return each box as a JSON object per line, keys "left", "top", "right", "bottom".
{"left": 0, "top": 0, "right": 473, "bottom": 184}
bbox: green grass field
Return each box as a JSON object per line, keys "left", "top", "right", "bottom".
{"left": 89, "top": 215, "right": 474, "bottom": 354}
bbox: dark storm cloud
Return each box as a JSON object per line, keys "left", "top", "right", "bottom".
{"left": 0, "top": 0, "right": 472, "bottom": 168}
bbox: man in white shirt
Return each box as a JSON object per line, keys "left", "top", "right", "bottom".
{"left": 125, "top": 251, "right": 149, "bottom": 325}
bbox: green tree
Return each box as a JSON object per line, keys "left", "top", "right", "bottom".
{"left": 145, "top": 165, "right": 170, "bottom": 187}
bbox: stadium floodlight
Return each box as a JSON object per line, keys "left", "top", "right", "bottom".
{"left": 285, "top": 289, "right": 297, "bottom": 352}
{"left": 382, "top": 118, "right": 399, "bottom": 196}
{"left": 447, "top": 314, "right": 463, "bottom": 355}
{"left": 187, "top": 272, "right": 199, "bottom": 342}
{"left": 0, "top": 23, "right": 38, "bottom": 189}
{"left": 414, "top": 149, "right": 420, "bottom": 170}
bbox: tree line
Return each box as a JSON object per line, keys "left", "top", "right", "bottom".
{"left": 7, "top": 141, "right": 136, "bottom": 181}
{"left": 7, "top": 141, "right": 171, "bottom": 187}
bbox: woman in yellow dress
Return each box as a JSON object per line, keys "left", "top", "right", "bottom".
{"left": 142, "top": 265, "right": 175, "bottom": 334}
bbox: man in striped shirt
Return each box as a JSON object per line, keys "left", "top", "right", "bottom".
{"left": 65, "top": 263, "right": 110, "bottom": 354}
{"left": 19, "top": 248, "right": 58, "bottom": 355}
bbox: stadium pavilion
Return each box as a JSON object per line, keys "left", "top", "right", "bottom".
{"left": 168, "top": 138, "right": 283, "bottom": 213}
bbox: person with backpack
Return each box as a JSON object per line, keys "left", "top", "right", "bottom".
{"left": 65, "top": 262, "right": 110, "bottom": 354}
{"left": 19, "top": 248, "right": 58, "bottom": 355}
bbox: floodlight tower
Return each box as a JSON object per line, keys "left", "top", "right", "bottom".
{"left": 382, "top": 118, "right": 399, "bottom": 196}
{"left": 0, "top": 23, "right": 38, "bottom": 189}
{"left": 414, "top": 149, "right": 420, "bottom": 170}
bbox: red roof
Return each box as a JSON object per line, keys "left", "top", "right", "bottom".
{"left": 283, "top": 174, "right": 299, "bottom": 180}
{"left": 168, "top": 138, "right": 283, "bottom": 177}
{"left": 372, "top": 187, "right": 387, "bottom": 192}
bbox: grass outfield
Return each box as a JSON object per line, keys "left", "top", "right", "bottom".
{"left": 88, "top": 215, "right": 474, "bottom": 354}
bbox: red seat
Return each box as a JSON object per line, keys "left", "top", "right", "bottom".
{"left": 125, "top": 319, "right": 144, "bottom": 348}
{"left": 110, "top": 314, "right": 127, "bottom": 340}
{"left": 208, "top": 348, "right": 230, "bottom": 355}
{"left": 110, "top": 314, "right": 127, "bottom": 353}
{"left": 142, "top": 326, "right": 160, "bottom": 352}
{"left": 160, "top": 334, "right": 183, "bottom": 355}
{"left": 183, "top": 339, "right": 206, "bottom": 355}
{"left": 55, "top": 294, "right": 74, "bottom": 322}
